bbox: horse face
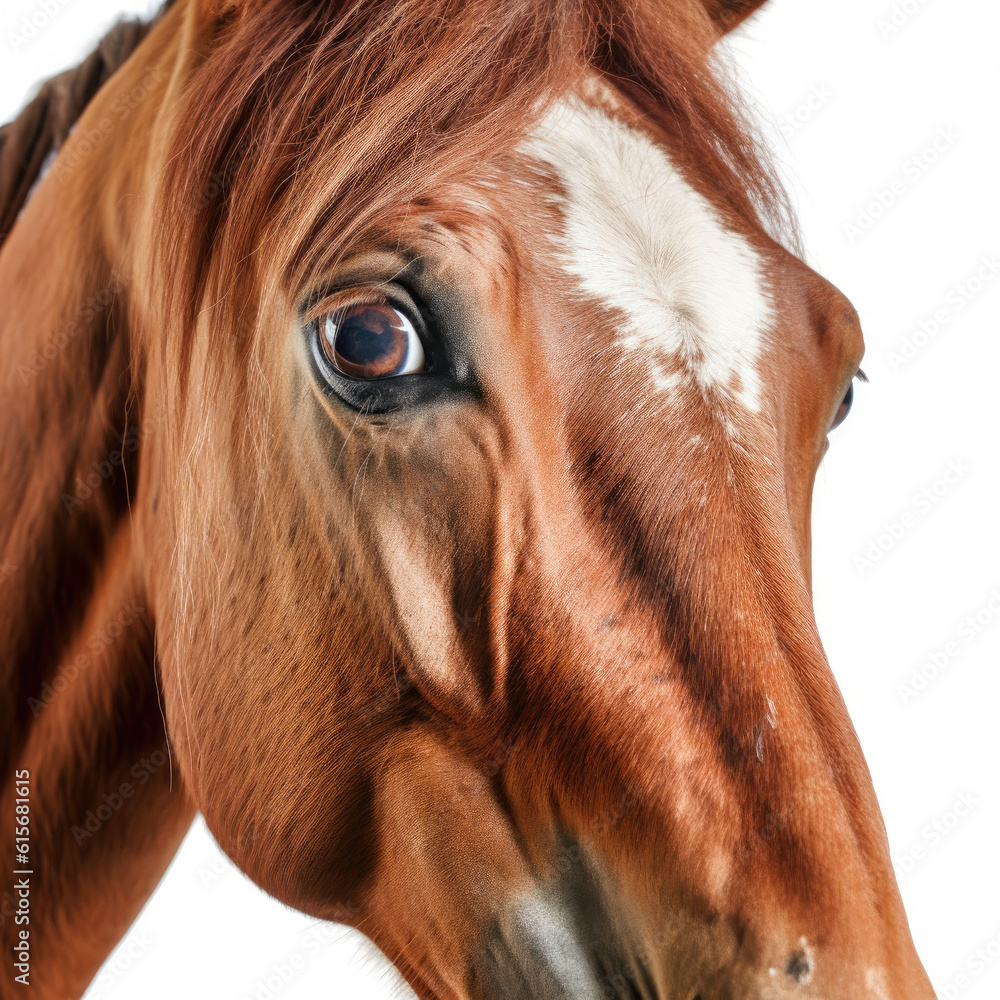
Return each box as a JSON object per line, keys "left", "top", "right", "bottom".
{"left": 0, "top": 0, "right": 939, "bottom": 995}
{"left": 136, "top": 24, "right": 933, "bottom": 1000}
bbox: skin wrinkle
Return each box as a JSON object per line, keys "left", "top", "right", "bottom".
{"left": 0, "top": 1, "right": 934, "bottom": 998}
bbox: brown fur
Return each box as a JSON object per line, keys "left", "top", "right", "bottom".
{"left": 1, "top": 1, "right": 932, "bottom": 997}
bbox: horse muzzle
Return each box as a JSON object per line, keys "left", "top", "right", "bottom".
{"left": 470, "top": 833, "right": 926, "bottom": 1000}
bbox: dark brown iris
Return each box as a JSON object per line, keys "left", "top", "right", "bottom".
{"left": 320, "top": 303, "right": 411, "bottom": 378}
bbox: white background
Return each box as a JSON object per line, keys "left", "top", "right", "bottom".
{"left": 3, "top": 1, "right": 999, "bottom": 997}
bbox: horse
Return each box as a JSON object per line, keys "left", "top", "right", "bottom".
{"left": 0, "top": 0, "right": 936, "bottom": 996}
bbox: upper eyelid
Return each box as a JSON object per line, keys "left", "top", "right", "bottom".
{"left": 303, "top": 283, "right": 421, "bottom": 325}
{"left": 304, "top": 288, "right": 386, "bottom": 324}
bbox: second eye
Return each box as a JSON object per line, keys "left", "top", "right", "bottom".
{"left": 319, "top": 301, "right": 426, "bottom": 379}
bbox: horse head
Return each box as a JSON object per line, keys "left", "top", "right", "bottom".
{"left": 0, "top": 1, "right": 935, "bottom": 997}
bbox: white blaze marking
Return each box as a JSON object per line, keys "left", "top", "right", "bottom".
{"left": 524, "top": 97, "right": 773, "bottom": 412}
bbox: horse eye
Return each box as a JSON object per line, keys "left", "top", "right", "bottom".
{"left": 319, "top": 302, "right": 425, "bottom": 379}
{"left": 830, "top": 380, "right": 854, "bottom": 430}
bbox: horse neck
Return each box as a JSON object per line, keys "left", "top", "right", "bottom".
{"left": 0, "top": 14, "right": 196, "bottom": 995}
{"left": 0, "top": 108, "right": 141, "bottom": 775}
{"left": 0, "top": 0, "right": 190, "bottom": 772}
